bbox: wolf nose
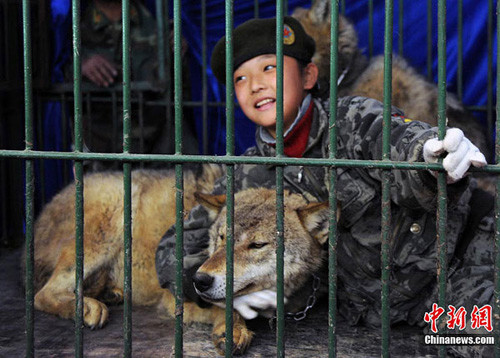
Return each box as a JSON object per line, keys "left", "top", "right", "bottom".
{"left": 193, "top": 272, "right": 214, "bottom": 293}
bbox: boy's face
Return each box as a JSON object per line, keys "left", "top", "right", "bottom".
{"left": 233, "top": 54, "right": 318, "bottom": 138}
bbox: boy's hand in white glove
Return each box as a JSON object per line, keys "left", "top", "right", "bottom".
{"left": 232, "top": 290, "right": 279, "bottom": 320}
{"left": 423, "top": 128, "right": 487, "bottom": 183}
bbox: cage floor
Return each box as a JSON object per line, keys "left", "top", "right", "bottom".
{"left": 0, "top": 247, "right": 436, "bottom": 357}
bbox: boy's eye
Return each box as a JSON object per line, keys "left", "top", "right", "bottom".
{"left": 264, "top": 65, "right": 276, "bottom": 71}
{"left": 234, "top": 75, "right": 246, "bottom": 83}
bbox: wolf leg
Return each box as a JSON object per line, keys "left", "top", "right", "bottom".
{"left": 34, "top": 237, "right": 116, "bottom": 328}
{"left": 210, "top": 307, "right": 254, "bottom": 355}
{"left": 159, "top": 290, "right": 254, "bottom": 354}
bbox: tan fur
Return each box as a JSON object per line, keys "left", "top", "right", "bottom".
{"left": 30, "top": 165, "right": 256, "bottom": 355}
{"left": 292, "top": 1, "right": 490, "bottom": 160}
{"left": 31, "top": 166, "right": 335, "bottom": 354}
{"left": 194, "top": 189, "right": 334, "bottom": 315}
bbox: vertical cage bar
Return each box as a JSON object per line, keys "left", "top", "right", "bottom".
{"left": 224, "top": 0, "right": 234, "bottom": 355}
{"left": 36, "top": 97, "right": 46, "bottom": 203}
{"left": 436, "top": 1, "right": 448, "bottom": 357}
{"left": 22, "top": 0, "right": 34, "bottom": 352}
{"left": 155, "top": 0, "right": 166, "bottom": 82}
{"left": 487, "top": 0, "right": 494, "bottom": 149}
{"left": 254, "top": 0, "right": 259, "bottom": 18}
{"left": 173, "top": 0, "right": 184, "bottom": 356}
{"left": 398, "top": 0, "right": 403, "bottom": 56}
{"left": 165, "top": 1, "right": 173, "bottom": 140}
{"left": 495, "top": 2, "right": 500, "bottom": 357}
{"left": 381, "top": 1, "right": 393, "bottom": 356}
{"left": 202, "top": 0, "right": 208, "bottom": 154}
{"left": 121, "top": 0, "right": 133, "bottom": 354}
{"left": 368, "top": 0, "right": 374, "bottom": 58}
{"left": 457, "top": 0, "right": 463, "bottom": 101}
{"left": 61, "top": 94, "right": 69, "bottom": 183}
{"left": 427, "top": 0, "right": 433, "bottom": 81}
{"left": 275, "top": 2, "right": 285, "bottom": 357}
{"left": 328, "top": 2, "right": 339, "bottom": 357}
{"left": 138, "top": 91, "right": 145, "bottom": 158}
{"left": 71, "top": 0, "right": 84, "bottom": 353}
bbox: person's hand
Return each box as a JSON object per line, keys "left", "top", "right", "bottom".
{"left": 82, "top": 54, "right": 118, "bottom": 87}
{"left": 423, "top": 128, "right": 487, "bottom": 183}
{"left": 232, "top": 290, "right": 279, "bottom": 320}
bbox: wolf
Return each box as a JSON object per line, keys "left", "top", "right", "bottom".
{"left": 31, "top": 167, "right": 332, "bottom": 354}
{"left": 292, "top": 0, "right": 491, "bottom": 161}
{"left": 193, "top": 188, "right": 333, "bottom": 321}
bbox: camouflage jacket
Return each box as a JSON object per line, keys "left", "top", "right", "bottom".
{"left": 79, "top": 0, "right": 158, "bottom": 83}
{"left": 155, "top": 96, "right": 475, "bottom": 321}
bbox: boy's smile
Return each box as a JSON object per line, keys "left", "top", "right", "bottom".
{"left": 234, "top": 54, "right": 318, "bottom": 138}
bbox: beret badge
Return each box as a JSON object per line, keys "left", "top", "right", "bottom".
{"left": 283, "top": 24, "right": 295, "bottom": 45}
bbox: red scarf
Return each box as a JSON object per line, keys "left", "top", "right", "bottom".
{"left": 277, "top": 101, "right": 314, "bottom": 158}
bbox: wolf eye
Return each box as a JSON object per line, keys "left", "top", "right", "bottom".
{"left": 218, "top": 234, "right": 225, "bottom": 241}
{"left": 248, "top": 242, "right": 268, "bottom": 249}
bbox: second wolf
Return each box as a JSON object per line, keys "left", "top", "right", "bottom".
{"left": 292, "top": 0, "right": 491, "bottom": 161}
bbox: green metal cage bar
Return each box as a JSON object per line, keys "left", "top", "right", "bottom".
{"left": 457, "top": 0, "right": 463, "bottom": 101}
{"left": 224, "top": 0, "right": 235, "bottom": 355}
{"left": 328, "top": 2, "right": 339, "bottom": 356}
{"left": 495, "top": 2, "right": 500, "bottom": 357}
{"left": 275, "top": 2, "right": 286, "bottom": 357}
{"left": 427, "top": 0, "right": 433, "bottom": 80}
{"left": 22, "top": 0, "right": 34, "bottom": 353}
{"left": 202, "top": 0, "right": 209, "bottom": 154}
{"left": 173, "top": 0, "right": 184, "bottom": 356}
{"left": 154, "top": 0, "right": 166, "bottom": 82}
{"left": 121, "top": 0, "right": 133, "bottom": 353}
{"left": 368, "top": 0, "right": 374, "bottom": 58}
{"left": 398, "top": 0, "right": 403, "bottom": 56}
{"left": 488, "top": 0, "right": 494, "bottom": 154}
{"left": 70, "top": 0, "right": 85, "bottom": 353}
{"left": 381, "top": 0, "right": 393, "bottom": 356}
{"left": 436, "top": 1, "right": 448, "bottom": 357}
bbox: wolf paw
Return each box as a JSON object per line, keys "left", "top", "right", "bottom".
{"left": 101, "top": 287, "right": 124, "bottom": 305}
{"left": 212, "top": 322, "right": 254, "bottom": 355}
{"left": 83, "top": 297, "right": 109, "bottom": 329}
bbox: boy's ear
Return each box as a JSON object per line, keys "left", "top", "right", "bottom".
{"left": 303, "top": 62, "right": 319, "bottom": 91}
{"left": 195, "top": 192, "right": 227, "bottom": 218}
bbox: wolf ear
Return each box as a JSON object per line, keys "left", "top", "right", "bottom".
{"left": 297, "top": 202, "right": 339, "bottom": 245}
{"left": 311, "top": 0, "right": 330, "bottom": 23}
{"left": 195, "top": 192, "right": 227, "bottom": 217}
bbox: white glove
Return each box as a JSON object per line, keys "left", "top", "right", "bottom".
{"left": 232, "top": 290, "right": 279, "bottom": 320}
{"left": 423, "top": 128, "right": 487, "bottom": 183}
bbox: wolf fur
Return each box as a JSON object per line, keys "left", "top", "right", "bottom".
{"left": 30, "top": 165, "right": 255, "bottom": 354}
{"left": 193, "top": 188, "right": 333, "bottom": 318}
{"left": 30, "top": 167, "right": 333, "bottom": 354}
{"left": 292, "top": 0, "right": 491, "bottom": 160}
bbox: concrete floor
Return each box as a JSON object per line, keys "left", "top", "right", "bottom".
{"left": 0, "top": 247, "right": 437, "bottom": 357}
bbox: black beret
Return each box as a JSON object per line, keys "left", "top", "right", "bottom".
{"left": 211, "top": 16, "right": 316, "bottom": 84}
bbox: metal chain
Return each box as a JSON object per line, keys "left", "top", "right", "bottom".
{"left": 268, "top": 274, "right": 321, "bottom": 330}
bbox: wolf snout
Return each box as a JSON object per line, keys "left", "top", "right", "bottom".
{"left": 193, "top": 272, "right": 214, "bottom": 293}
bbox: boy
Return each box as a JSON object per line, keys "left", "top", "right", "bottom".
{"left": 156, "top": 17, "right": 491, "bottom": 356}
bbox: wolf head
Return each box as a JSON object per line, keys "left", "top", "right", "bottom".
{"left": 193, "top": 188, "right": 333, "bottom": 305}
{"left": 292, "top": 0, "right": 363, "bottom": 96}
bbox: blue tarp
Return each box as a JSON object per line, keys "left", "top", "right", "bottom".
{"left": 44, "top": 0, "right": 497, "bottom": 199}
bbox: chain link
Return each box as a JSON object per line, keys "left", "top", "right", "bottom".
{"left": 268, "top": 274, "right": 321, "bottom": 330}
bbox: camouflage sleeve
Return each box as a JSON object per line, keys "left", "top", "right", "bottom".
{"left": 155, "top": 203, "right": 219, "bottom": 305}
{"left": 336, "top": 96, "right": 469, "bottom": 211}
